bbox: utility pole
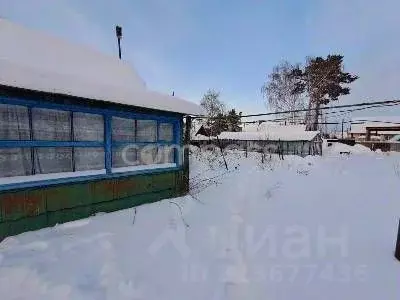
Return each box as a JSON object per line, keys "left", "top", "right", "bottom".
{"left": 183, "top": 116, "right": 192, "bottom": 193}
{"left": 115, "top": 26, "right": 122, "bottom": 59}
{"left": 341, "top": 119, "right": 344, "bottom": 139}
{"left": 395, "top": 219, "right": 400, "bottom": 261}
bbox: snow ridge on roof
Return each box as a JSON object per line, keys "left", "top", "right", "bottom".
{"left": 229, "top": 123, "right": 318, "bottom": 141}
{"left": 0, "top": 18, "right": 201, "bottom": 115}
{"left": 218, "top": 131, "right": 319, "bottom": 141}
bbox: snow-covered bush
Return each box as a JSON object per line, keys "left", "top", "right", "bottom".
{"left": 395, "top": 163, "right": 400, "bottom": 178}
{"left": 258, "top": 152, "right": 277, "bottom": 171}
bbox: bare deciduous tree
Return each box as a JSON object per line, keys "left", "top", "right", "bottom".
{"left": 261, "top": 61, "right": 305, "bottom": 124}
{"left": 200, "top": 89, "right": 225, "bottom": 136}
{"left": 200, "top": 89, "right": 225, "bottom": 119}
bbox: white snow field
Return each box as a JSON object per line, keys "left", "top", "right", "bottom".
{"left": 1, "top": 145, "right": 400, "bottom": 299}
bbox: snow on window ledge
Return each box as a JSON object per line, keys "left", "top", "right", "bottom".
{"left": 0, "top": 169, "right": 107, "bottom": 185}
{"left": 0, "top": 163, "right": 179, "bottom": 188}
{"left": 112, "top": 163, "right": 177, "bottom": 174}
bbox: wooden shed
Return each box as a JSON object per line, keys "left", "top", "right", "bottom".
{"left": 216, "top": 131, "right": 322, "bottom": 156}
{"left": 194, "top": 123, "right": 322, "bottom": 157}
{"left": 0, "top": 19, "right": 201, "bottom": 239}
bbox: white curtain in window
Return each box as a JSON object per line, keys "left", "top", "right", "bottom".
{"left": 159, "top": 123, "right": 173, "bottom": 142}
{"left": 0, "top": 104, "right": 30, "bottom": 140}
{"left": 137, "top": 120, "right": 156, "bottom": 142}
{"left": 0, "top": 148, "right": 32, "bottom": 177}
{"left": 34, "top": 147, "right": 73, "bottom": 174}
{"left": 73, "top": 113, "right": 104, "bottom": 141}
{"left": 112, "top": 117, "right": 135, "bottom": 141}
{"left": 74, "top": 147, "right": 105, "bottom": 171}
{"left": 157, "top": 146, "right": 174, "bottom": 164}
{"left": 32, "top": 108, "right": 71, "bottom": 141}
{"left": 137, "top": 145, "right": 157, "bottom": 165}
{"left": 112, "top": 146, "right": 138, "bottom": 168}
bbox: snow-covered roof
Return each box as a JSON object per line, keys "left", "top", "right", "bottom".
{"left": 0, "top": 18, "right": 201, "bottom": 115}
{"left": 191, "top": 120, "right": 207, "bottom": 135}
{"left": 242, "top": 122, "right": 307, "bottom": 133}
{"left": 218, "top": 129, "right": 320, "bottom": 142}
{"left": 351, "top": 116, "right": 400, "bottom": 134}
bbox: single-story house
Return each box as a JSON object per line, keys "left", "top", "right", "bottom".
{"left": 0, "top": 19, "right": 201, "bottom": 239}
{"left": 350, "top": 117, "right": 400, "bottom": 141}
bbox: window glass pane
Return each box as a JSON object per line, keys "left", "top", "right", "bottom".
{"left": 0, "top": 104, "right": 30, "bottom": 140}
{"left": 73, "top": 112, "right": 104, "bottom": 142}
{"left": 157, "top": 146, "right": 174, "bottom": 164}
{"left": 0, "top": 148, "right": 32, "bottom": 177}
{"left": 34, "top": 147, "right": 72, "bottom": 174}
{"left": 112, "top": 117, "right": 135, "bottom": 142}
{"left": 32, "top": 108, "right": 71, "bottom": 141}
{"left": 137, "top": 120, "right": 156, "bottom": 142}
{"left": 137, "top": 145, "right": 157, "bottom": 165}
{"left": 74, "top": 147, "right": 105, "bottom": 171}
{"left": 159, "top": 123, "right": 174, "bottom": 142}
{"left": 112, "top": 146, "right": 138, "bottom": 168}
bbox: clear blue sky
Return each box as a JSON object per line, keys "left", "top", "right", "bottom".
{"left": 1, "top": 0, "right": 399, "bottom": 118}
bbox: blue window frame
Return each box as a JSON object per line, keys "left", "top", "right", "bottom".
{"left": 0, "top": 96, "right": 182, "bottom": 191}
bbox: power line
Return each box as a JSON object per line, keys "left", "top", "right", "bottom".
{"left": 239, "top": 99, "right": 400, "bottom": 118}
{"left": 351, "top": 119, "right": 400, "bottom": 125}
{"left": 240, "top": 102, "right": 400, "bottom": 124}
{"left": 192, "top": 99, "right": 400, "bottom": 134}
{"left": 192, "top": 99, "right": 400, "bottom": 119}
{"left": 323, "top": 102, "right": 400, "bottom": 118}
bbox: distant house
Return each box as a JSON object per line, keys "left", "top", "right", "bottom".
{"left": 191, "top": 120, "right": 211, "bottom": 138}
{"left": 390, "top": 135, "right": 400, "bottom": 142}
{"left": 189, "top": 120, "right": 212, "bottom": 144}
{"left": 350, "top": 117, "right": 400, "bottom": 141}
{"left": 0, "top": 19, "right": 201, "bottom": 239}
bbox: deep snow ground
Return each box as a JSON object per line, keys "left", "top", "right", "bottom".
{"left": 0, "top": 148, "right": 400, "bottom": 299}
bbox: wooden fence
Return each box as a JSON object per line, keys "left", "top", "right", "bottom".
{"left": 192, "top": 139, "right": 322, "bottom": 157}
{"left": 358, "top": 141, "right": 400, "bottom": 152}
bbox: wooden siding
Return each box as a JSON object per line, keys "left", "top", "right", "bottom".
{"left": 0, "top": 170, "right": 187, "bottom": 240}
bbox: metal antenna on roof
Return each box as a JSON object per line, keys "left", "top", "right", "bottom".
{"left": 115, "top": 26, "right": 122, "bottom": 59}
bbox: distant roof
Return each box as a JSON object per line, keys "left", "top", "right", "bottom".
{"left": 352, "top": 116, "right": 400, "bottom": 123}
{"left": 351, "top": 116, "right": 400, "bottom": 134}
{"left": 0, "top": 18, "right": 201, "bottom": 115}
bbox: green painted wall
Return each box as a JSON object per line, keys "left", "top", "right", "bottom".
{"left": 0, "top": 170, "right": 188, "bottom": 240}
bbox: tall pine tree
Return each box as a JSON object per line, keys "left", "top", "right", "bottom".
{"left": 292, "top": 55, "right": 358, "bottom": 131}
